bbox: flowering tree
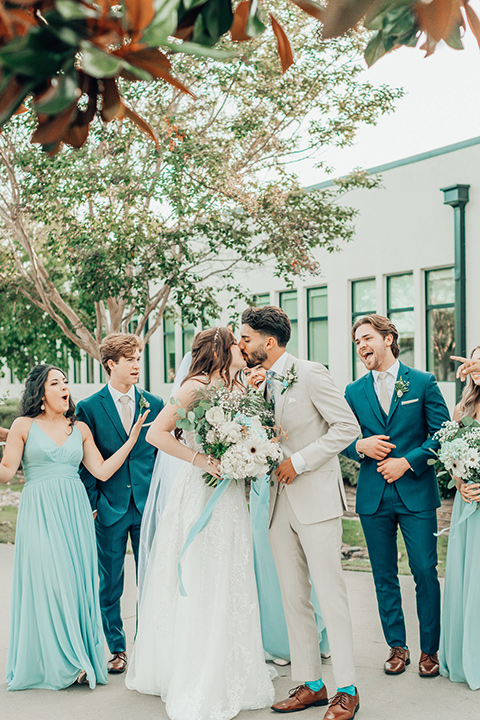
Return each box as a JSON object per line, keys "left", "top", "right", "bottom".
{"left": 0, "top": 6, "right": 402, "bottom": 374}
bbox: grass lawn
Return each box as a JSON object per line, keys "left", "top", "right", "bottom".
{"left": 0, "top": 488, "right": 449, "bottom": 578}
{"left": 341, "top": 517, "right": 448, "bottom": 578}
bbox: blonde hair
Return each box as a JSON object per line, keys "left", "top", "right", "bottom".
{"left": 458, "top": 346, "right": 480, "bottom": 420}
{"left": 100, "top": 333, "right": 144, "bottom": 376}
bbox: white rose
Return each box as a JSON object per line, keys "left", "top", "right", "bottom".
{"left": 206, "top": 429, "right": 217, "bottom": 444}
{"left": 219, "top": 421, "right": 243, "bottom": 443}
{"left": 205, "top": 406, "right": 225, "bottom": 426}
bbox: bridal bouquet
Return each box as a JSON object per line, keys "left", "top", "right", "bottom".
{"left": 429, "top": 417, "right": 480, "bottom": 489}
{"left": 173, "top": 385, "right": 283, "bottom": 487}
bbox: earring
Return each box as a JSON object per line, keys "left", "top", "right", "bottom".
{"left": 41, "top": 403, "right": 45, "bottom": 411}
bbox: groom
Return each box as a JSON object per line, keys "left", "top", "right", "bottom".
{"left": 343, "top": 315, "right": 450, "bottom": 677}
{"left": 240, "top": 306, "right": 361, "bottom": 720}
{"left": 77, "top": 333, "right": 164, "bottom": 674}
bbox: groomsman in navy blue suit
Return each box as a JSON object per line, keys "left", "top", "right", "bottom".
{"left": 77, "top": 333, "right": 164, "bottom": 674}
{"left": 343, "top": 315, "right": 450, "bottom": 678}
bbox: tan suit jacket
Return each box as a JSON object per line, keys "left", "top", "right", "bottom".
{"left": 269, "top": 354, "right": 360, "bottom": 526}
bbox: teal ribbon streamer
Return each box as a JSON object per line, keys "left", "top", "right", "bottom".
{"left": 177, "top": 475, "right": 232, "bottom": 597}
{"left": 434, "top": 498, "right": 478, "bottom": 538}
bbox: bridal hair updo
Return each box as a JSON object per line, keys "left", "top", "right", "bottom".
{"left": 21, "top": 364, "right": 76, "bottom": 426}
{"left": 182, "top": 327, "right": 239, "bottom": 389}
{"left": 458, "top": 346, "right": 480, "bottom": 420}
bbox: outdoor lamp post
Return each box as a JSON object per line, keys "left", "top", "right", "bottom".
{"left": 441, "top": 183, "right": 470, "bottom": 403}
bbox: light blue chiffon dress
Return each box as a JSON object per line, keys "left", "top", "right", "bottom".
{"left": 250, "top": 478, "right": 329, "bottom": 660}
{"left": 439, "top": 491, "right": 480, "bottom": 690}
{"left": 6, "top": 421, "right": 107, "bottom": 690}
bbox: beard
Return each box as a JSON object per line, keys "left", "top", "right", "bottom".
{"left": 244, "top": 347, "right": 268, "bottom": 368}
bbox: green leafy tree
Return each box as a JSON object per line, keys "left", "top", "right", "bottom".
{"left": 0, "top": 4, "right": 402, "bottom": 369}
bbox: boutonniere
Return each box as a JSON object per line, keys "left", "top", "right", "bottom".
{"left": 139, "top": 392, "right": 150, "bottom": 411}
{"left": 394, "top": 376, "right": 409, "bottom": 400}
{"left": 277, "top": 364, "right": 298, "bottom": 395}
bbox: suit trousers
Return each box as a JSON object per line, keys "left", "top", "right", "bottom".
{"left": 269, "top": 490, "right": 356, "bottom": 687}
{"left": 359, "top": 482, "right": 440, "bottom": 654}
{"left": 95, "top": 496, "right": 142, "bottom": 653}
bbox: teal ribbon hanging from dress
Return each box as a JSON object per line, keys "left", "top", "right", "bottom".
{"left": 177, "top": 474, "right": 233, "bottom": 597}
{"left": 434, "top": 498, "right": 478, "bottom": 538}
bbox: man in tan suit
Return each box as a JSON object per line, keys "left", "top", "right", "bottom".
{"left": 240, "top": 306, "right": 360, "bottom": 720}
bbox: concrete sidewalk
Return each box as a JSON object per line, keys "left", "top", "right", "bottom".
{"left": 0, "top": 544, "right": 476, "bottom": 720}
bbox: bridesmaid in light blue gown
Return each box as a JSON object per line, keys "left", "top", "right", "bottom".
{"left": 440, "top": 346, "right": 480, "bottom": 690}
{"left": 244, "top": 366, "right": 329, "bottom": 663}
{"left": 2, "top": 364, "right": 147, "bottom": 691}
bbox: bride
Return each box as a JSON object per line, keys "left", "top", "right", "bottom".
{"left": 125, "top": 327, "right": 275, "bottom": 720}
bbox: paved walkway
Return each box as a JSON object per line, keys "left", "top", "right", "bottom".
{"left": 0, "top": 544, "right": 476, "bottom": 720}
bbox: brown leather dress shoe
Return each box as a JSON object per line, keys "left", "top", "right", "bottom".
{"left": 324, "top": 689, "right": 360, "bottom": 720}
{"left": 418, "top": 651, "right": 440, "bottom": 677}
{"left": 271, "top": 684, "right": 329, "bottom": 712}
{"left": 384, "top": 646, "right": 410, "bottom": 674}
{"left": 107, "top": 651, "right": 127, "bottom": 674}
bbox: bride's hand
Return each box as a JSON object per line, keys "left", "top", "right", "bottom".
{"left": 195, "top": 453, "right": 222, "bottom": 479}
{"left": 458, "top": 480, "right": 480, "bottom": 504}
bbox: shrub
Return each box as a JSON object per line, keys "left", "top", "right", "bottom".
{"left": 0, "top": 398, "right": 21, "bottom": 430}
{"left": 340, "top": 455, "right": 359, "bottom": 486}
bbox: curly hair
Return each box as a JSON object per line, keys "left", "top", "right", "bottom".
{"left": 21, "top": 364, "right": 76, "bottom": 428}
{"left": 351, "top": 314, "right": 400, "bottom": 359}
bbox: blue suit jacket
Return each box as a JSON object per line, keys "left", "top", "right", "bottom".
{"left": 77, "top": 385, "right": 164, "bottom": 527}
{"left": 343, "top": 362, "right": 450, "bottom": 515}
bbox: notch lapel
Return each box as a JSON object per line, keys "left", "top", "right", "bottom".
{"left": 387, "top": 363, "right": 409, "bottom": 423}
{"left": 99, "top": 385, "right": 128, "bottom": 442}
{"left": 363, "top": 372, "right": 385, "bottom": 427}
{"left": 276, "top": 354, "right": 294, "bottom": 426}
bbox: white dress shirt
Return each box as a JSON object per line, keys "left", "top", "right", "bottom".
{"left": 268, "top": 353, "right": 309, "bottom": 476}
{"left": 108, "top": 382, "right": 136, "bottom": 428}
{"left": 372, "top": 359, "right": 400, "bottom": 406}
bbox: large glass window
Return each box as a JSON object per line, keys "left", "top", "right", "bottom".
{"left": 307, "top": 287, "right": 328, "bottom": 367}
{"left": 253, "top": 293, "right": 270, "bottom": 307}
{"left": 163, "top": 314, "right": 176, "bottom": 383}
{"left": 351, "top": 278, "right": 376, "bottom": 379}
{"left": 387, "top": 273, "right": 414, "bottom": 367}
{"left": 426, "top": 268, "right": 455, "bottom": 381}
{"left": 182, "top": 315, "right": 196, "bottom": 356}
{"left": 279, "top": 290, "right": 298, "bottom": 356}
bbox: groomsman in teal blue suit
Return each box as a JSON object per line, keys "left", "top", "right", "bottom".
{"left": 343, "top": 315, "right": 450, "bottom": 679}
{"left": 77, "top": 333, "right": 164, "bottom": 674}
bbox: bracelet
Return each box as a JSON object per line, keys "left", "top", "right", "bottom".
{"left": 191, "top": 451, "right": 199, "bottom": 466}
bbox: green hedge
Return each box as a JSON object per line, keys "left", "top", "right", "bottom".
{"left": 340, "top": 455, "right": 359, "bottom": 486}
{"left": 0, "top": 398, "right": 21, "bottom": 429}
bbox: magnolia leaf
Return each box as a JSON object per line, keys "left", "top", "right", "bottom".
{"left": 230, "top": 1, "right": 252, "bottom": 41}
{"left": 142, "top": 0, "right": 179, "bottom": 44}
{"left": 245, "top": 0, "right": 266, "bottom": 37}
{"left": 364, "top": 31, "right": 387, "bottom": 67}
{"left": 56, "top": 0, "right": 99, "bottom": 20}
{"left": 288, "top": 0, "right": 324, "bottom": 22}
{"left": 322, "top": 0, "right": 384, "bottom": 39}
{"left": 123, "top": 0, "right": 155, "bottom": 33}
{"left": 183, "top": 0, "right": 209, "bottom": 10}
{"left": 269, "top": 14, "right": 294, "bottom": 73}
{"left": 100, "top": 77, "right": 121, "bottom": 122}
{"left": 121, "top": 101, "right": 160, "bottom": 148}
{"left": 31, "top": 102, "right": 77, "bottom": 146}
{"left": 444, "top": 20, "right": 464, "bottom": 49}
{"left": 464, "top": 2, "right": 480, "bottom": 49}
{"left": 34, "top": 62, "right": 81, "bottom": 115}
{"left": 415, "top": 0, "right": 457, "bottom": 42}
{"left": 80, "top": 42, "right": 124, "bottom": 78}
{"left": 0, "top": 76, "right": 36, "bottom": 127}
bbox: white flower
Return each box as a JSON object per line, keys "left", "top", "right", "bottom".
{"left": 206, "top": 429, "right": 218, "bottom": 444}
{"left": 219, "top": 420, "right": 243, "bottom": 443}
{"left": 465, "top": 448, "right": 480, "bottom": 468}
{"left": 448, "top": 458, "right": 467, "bottom": 478}
{"left": 205, "top": 406, "right": 225, "bottom": 426}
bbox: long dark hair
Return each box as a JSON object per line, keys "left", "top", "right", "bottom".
{"left": 458, "top": 346, "right": 480, "bottom": 420}
{"left": 21, "top": 364, "right": 76, "bottom": 428}
{"left": 182, "top": 327, "right": 241, "bottom": 389}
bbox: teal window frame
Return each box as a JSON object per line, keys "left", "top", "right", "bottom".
{"left": 163, "top": 313, "right": 176, "bottom": 384}
{"left": 351, "top": 278, "right": 376, "bottom": 380}
{"left": 253, "top": 293, "right": 270, "bottom": 307}
{"left": 386, "top": 273, "right": 415, "bottom": 367}
{"left": 307, "top": 286, "right": 328, "bottom": 367}
{"left": 425, "top": 267, "right": 455, "bottom": 381}
{"left": 279, "top": 290, "right": 298, "bottom": 356}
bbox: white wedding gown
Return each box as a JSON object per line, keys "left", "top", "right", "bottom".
{"left": 125, "top": 434, "right": 275, "bottom": 720}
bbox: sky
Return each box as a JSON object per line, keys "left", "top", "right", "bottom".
{"left": 290, "top": 26, "right": 480, "bottom": 186}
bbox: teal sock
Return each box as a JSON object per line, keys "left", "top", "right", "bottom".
{"left": 337, "top": 685, "right": 356, "bottom": 696}
{"left": 305, "top": 678, "right": 324, "bottom": 692}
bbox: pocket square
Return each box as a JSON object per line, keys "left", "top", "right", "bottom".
{"left": 287, "top": 397, "right": 296, "bottom": 404}
{"left": 401, "top": 398, "right": 419, "bottom": 405}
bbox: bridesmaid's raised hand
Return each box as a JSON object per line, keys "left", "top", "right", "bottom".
{"left": 129, "top": 410, "right": 150, "bottom": 445}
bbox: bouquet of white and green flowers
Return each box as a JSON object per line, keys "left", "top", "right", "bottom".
{"left": 430, "top": 417, "right": 480, "bottom": 489}
{"left": 172, "top": 384, "right": 283, "bottom": 487}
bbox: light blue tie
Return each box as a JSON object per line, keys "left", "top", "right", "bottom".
{"left": 266, "top": 370, "right": 276, "bottom": 410}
